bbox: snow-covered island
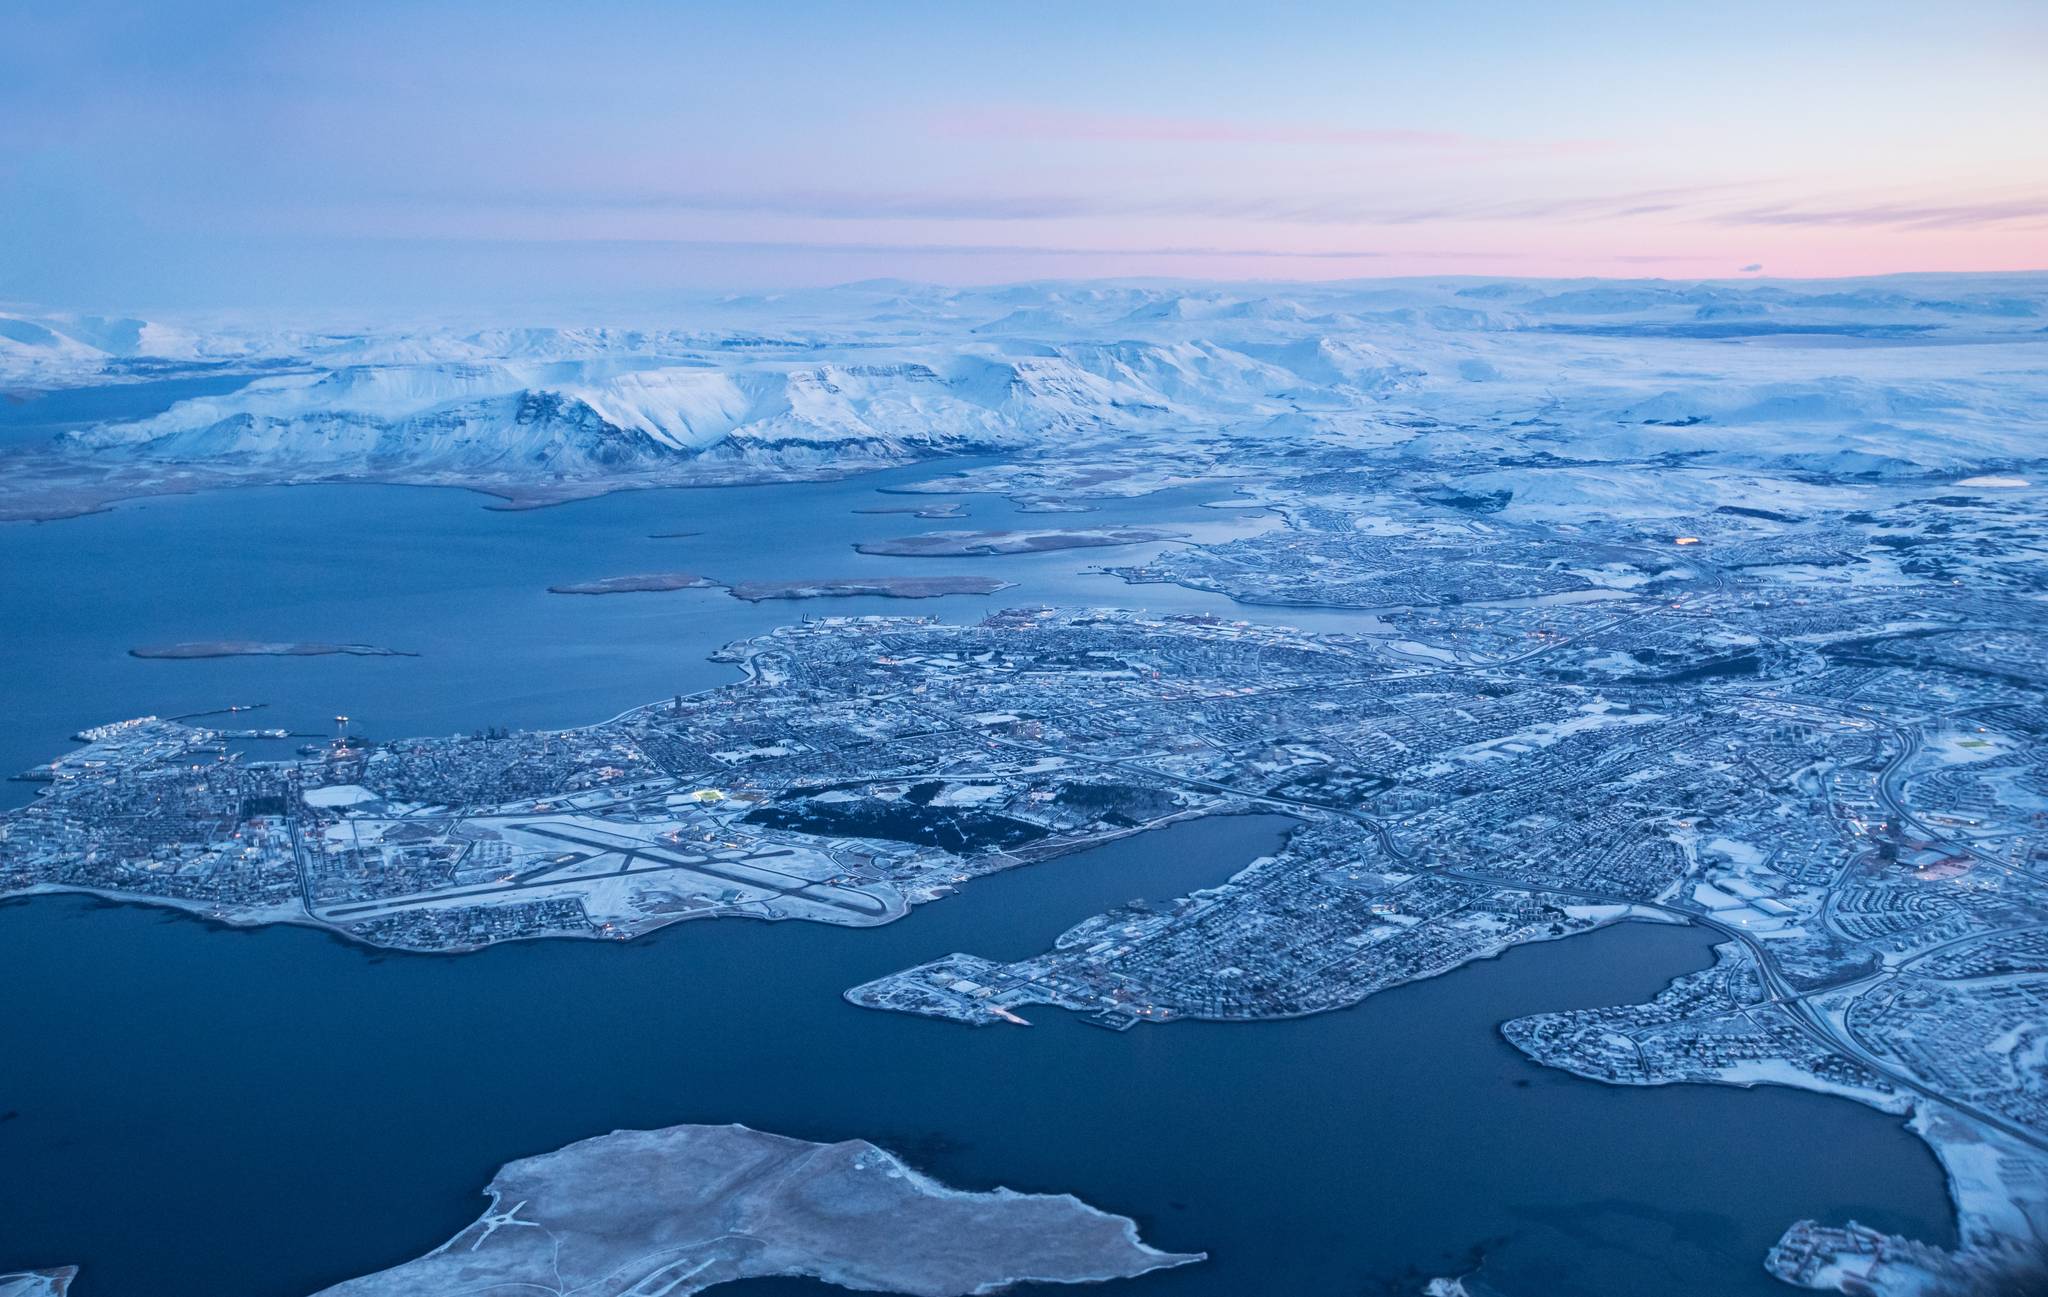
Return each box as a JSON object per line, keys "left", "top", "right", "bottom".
{"left": 11, "top": 1126, "right": 1196, "bottom": 1297}
{"left": 311, "top": 1123, "right": 1199, "bottom": 1297}
{"left": 547, "top": 572, "right": 718, "bottom": 595}
{"left": 855, "top": 526, "right": 1187, "bottom": 557}
{"left": 727, "top": 575, "right": 1016, "bottom": 601}
{"left": 0, "top": 1271, "right": 75, "bottom": 1297}
{"left": 129, "top": 641, "right": 415, "bottom": 660}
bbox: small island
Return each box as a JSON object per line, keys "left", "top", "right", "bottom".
{"left": 130, "top": 642, "right": 415, "bottom": 660}
{"left": 547, "top": 573, "right": 718, "bottom": 595}
{"left": 854, "top": 501, "right": 967, "bottom": 519}
{"left": 856, "top": 527, "right": 1185, "bottom": 557}
{"left": 728, "top": 576, "right": 1017, "bottom": 602}
{"left": 313, "top": 1123, "right": 1200, "bottom": 1297}
{"left": 0, "top": 1270, "right": 75, "bottom": 1297}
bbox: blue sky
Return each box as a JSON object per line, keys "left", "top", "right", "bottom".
{"left": 3, "top": 1, "right": 2043, "bottom": 310}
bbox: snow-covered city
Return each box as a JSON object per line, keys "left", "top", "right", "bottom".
{"left": 3, "top": 5, "right": 2043, "bottom": 1297}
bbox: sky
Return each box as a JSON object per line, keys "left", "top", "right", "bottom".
{"left": 2, "top": 0, "right": 2044, "bottom": 311}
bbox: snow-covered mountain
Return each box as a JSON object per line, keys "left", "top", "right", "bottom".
{"left": 0, "top": 311, "right": 282, "bottom": 383}
{"left": 68, "top": 360, "right": 1027, "bottom": 473}
{"left": 7, "top": 273, "right": 2045, "bottom": 500}
{"left": 61, "top": 343, "right": 1321, "bottom": 476}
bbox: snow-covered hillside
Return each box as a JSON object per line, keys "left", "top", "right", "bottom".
{"left": 4, "top": 274, "right": 2044, "bottom": 506}
{"left": 65, "top": 360, "right": 1032, "bottom": 474}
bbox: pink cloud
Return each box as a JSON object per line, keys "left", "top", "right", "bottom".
{"left": 938, "top": 107, "right": 1609, "bottom": 157}
{"left": 1710, "top": 195, "right": 2048, "bottom": 230}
